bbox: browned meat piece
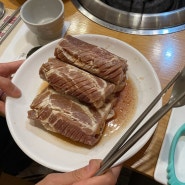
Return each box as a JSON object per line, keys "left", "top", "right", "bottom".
{"left": 54, "top": 35, "right": 127, "bottom": 85}
{"left": 28, "top": 87, "right": 116, "bottom": 146}
{"left": 39, "top": 58, "right": 116, "bottom": 108}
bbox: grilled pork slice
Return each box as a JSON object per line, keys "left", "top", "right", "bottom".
{"left": 39, "top": 58, "right": 116, "bottom": 108}
{"left": 54, "top": 35, "right": 128, "bottom": 86}
{"left": 28, "top": 87, "right": 116, "bottom": 146}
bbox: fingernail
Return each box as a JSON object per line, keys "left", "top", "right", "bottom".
{"left": 13, "top": 86, "right": 21, "bottom": 97}
{"left": 87, "top": 159, "right": 101, "bottom": 172}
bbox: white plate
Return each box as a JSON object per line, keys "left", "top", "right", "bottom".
{"left": 6, "top": 34, "right": 161, "bottom": 172}
{"left": 154, "top": 106, "right": 185, "bottom": 184}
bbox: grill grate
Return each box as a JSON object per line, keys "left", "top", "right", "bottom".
{"left": 101, "top": 0, "right": 185, "bottom": 13}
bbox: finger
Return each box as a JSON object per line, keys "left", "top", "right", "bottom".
{"left": 54, "top": 159, "right": 101, "bottom": 185}
{"left": 73, "top": 166, "right": 121, "bottom": 185}
{"left": 111, "top": 164, "right": 123, "bottom": 179}
{"left": 0, "top": 76, "right": 21, "bottom": 98}
{"left": 69, "top": 159, "right": 101, "bottom": 182}
{"left": 0, "top": 90, "right": 6, "bottom": 101}
{"left": 0, "top": 60, "right": 24, "bottom": 77}
{"left": 0, "top": 101, "right": 5, "bottom": 116}
{"left": 36, "top": 159, "right": 101, "bottom": 185}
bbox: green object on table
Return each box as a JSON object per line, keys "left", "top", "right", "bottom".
{"left": 167, "top": 123, "right": 185, "bottom": 185}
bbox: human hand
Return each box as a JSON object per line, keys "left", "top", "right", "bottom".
{"left": 0, "top": 60, "right": 24, "bottom": 115}
{"left": 36, "top": 159, "right": 122, "bottom": 185}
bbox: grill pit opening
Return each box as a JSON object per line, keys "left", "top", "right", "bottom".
{"left": 72, "top": 0, "right": 185, "bottom": 35}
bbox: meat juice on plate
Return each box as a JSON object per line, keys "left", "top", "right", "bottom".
{"left": 104, "top": 78, "right": 137, "bottom": 138}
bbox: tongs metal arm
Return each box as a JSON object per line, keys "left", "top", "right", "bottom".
{"left": 96, "top": 89, "right": 185, "bottom": 176}
{"left": 95, "top": 70, "right": 182, "bottom": 176}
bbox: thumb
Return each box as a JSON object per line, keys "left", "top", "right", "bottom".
{"left": 36, "top": 159, "right": 101, "bottom": 185}
{"left": 0, "top": 77, "right": 21, "bottom": 98}
{"left": 55, "top": 159, "right": 101, "bottom": 185}
{"left": 69, "top": 159, "right": 101, "bottom": 182}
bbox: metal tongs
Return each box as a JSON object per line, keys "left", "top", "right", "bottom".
{"left": 95, "top": 66, "right": 185, "bottom": 176}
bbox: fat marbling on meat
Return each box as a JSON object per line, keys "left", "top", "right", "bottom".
{"left": 28, "top": 87, "right": 116, "bottom": 146}
{"left": 54, "top": 35, "right": 127, "bottom": 86}
{"left": 39, "top": 58, "right": 116, "bottom": 108}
